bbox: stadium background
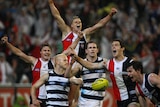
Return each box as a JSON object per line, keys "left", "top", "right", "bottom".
{"left": 0, "top": 0, "right": 160, "bottom": 107}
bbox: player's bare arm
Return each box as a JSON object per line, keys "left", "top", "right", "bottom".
{"left": 1, "top": 35, "right": 36, "bottom": 64}
{"left": 72, "top": 52, "right": 105, "bottom": 70}
{"left": 31, "top": 74, "right": 49, "bottom": 106}
{"left": 148, "top": 73, "right": 160, "bottom": 88}
{"left": 69, "top": 76, "right": 83, "bottom": 85}
{"left": 83, "top": 8, "right": 117, "bottom": 40}
{"left": 48, "top": 0, "right": 70, "bottom": 38}
{"left": 135, "top": 86, "right": 146, "bottom": 107}
{"left": 64, "top": 60, "right": 82, "bottom": 78}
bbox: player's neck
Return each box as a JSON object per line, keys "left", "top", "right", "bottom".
{"left": 41, "top": 58, "right": 49, "bottom": 62}
{"left": 72, "top": 30, "right": 78, "bottom": 34}
{"left": 86, "top": 55, "right": 97, "bottom": 62}
{"left": 114, "top": 55, "right": 125, "bottom": 61}
{"left": 139, "top": 74, "right": 144, "bottom": 85}
{"left": 54, "top": 67, "right": 65, "bottom": 75}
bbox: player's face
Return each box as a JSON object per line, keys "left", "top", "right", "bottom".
{"left": 111, "top": 41, "right": 124, "bottom": 58}
{"left": 86, "top": 43, "right": 98, "bottom": 57}
{"left": 127, "top": 66, "right": 138, "bottom": 82}
{"left": 71, "top": 18, "right": 82, "bottom": 31}
{"left": 40, "top": 46, "right": 51, "bottom": 61}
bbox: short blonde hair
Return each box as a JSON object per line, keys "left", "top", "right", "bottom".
{"left": 70, "top": 16, "right": 80, "bottom": 25}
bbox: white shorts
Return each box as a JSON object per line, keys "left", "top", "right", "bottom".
{"left": 78, "top": 96, "right": 103, "bottom": 107}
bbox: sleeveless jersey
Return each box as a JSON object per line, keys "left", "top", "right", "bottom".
{"left": 45, "top": 69, "right": 70, "bottom": 107}
{"left": 107, "top": 57, "right": 137, "bottom": 101}
{"left": 62, "top": 32, "right": 86, "bottom": 58}
{"left": 136, "top": 74, "right": 160, "bottom": 106}
{"left": 79, "top": 57, "right": 107, "bottom": 101}
{"left": 32, "top": 58, "right": 49, "bottom": 99}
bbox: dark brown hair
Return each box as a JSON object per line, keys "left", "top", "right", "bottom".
{"left": 40, "top": 43, "right": 52, "bottom": 51}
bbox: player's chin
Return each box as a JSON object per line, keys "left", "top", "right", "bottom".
{"left": 112, "top": 54, "right": 117, "bottom": 58}
{"left": 44, "top": 56, "right": 50, "bottom": 59}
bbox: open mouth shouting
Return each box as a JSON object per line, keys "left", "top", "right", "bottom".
{"left": 112, "top": 50, "right": 117, "bottom": 56}
{"left": 76, "top": 25, "right": 81, "bottom": 30}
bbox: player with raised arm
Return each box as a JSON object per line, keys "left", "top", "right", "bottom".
{"left": 1, "top": 31, "right": 83, "bottom": 107}
{"left": 48, "top": 1, "right": 117, "bottom": 106}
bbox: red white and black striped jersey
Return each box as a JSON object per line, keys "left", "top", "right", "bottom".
{"left": 32, "top": 58, "right": 49, "bottom": 99}
{"left": 107, "top": 57, "right": 137, "bottom": 101}
{"left": 62, "top": 32, "right": 87, "bottom": 59}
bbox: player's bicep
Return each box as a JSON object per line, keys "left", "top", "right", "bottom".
{"left": 149, "top": 73, "right": 160, "bottom": 88}
{"left": 56, "top": 18, "right": 69, "bottom": 31}
{"left": 34, "top": 74, "right": 48, "bottom": 88}
{"left": 19, "top": 54, "right": 36, "bottom": 64}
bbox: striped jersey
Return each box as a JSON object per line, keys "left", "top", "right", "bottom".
{"left": 136, "top": 73, "right": 160, "bottom": 106}
{"left": 79, "top": 57, "right": 107, "bottom": 101}
{"left": 32, "top": 58, "right": 49, "bottom": 99}
{"left": 45, "top": 70, "right": 70, "bottom": 107}
{"left": 107, "top": 57, "right": 138, "bottom": 101}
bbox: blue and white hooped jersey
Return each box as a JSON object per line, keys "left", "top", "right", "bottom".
{"left": 80, "top": 57, "right": 107, "bottom": 101}
{"left": 45, "top": 70, "right": 70, "bottom": 107}
{"left": 136, "top": 73, "right": 160, "bottom": 106}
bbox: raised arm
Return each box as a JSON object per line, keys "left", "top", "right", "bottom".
{"left": 1, "top": 36, "right": 36, "bottom": 64}
{"left": 48, "top": 0, "right": 70, "bottom": 38}
{"left": 83, "top": 8, "right": 117, "bottom": 40}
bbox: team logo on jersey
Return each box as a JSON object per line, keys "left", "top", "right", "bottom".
{"left": 66, "top": 38, "right": 72, "bottom": 42}
{"left": 116, "top": 67, "right": 119, "bottom": 70}
{"left": 110, "top": 72, "right": 114, "bottom": 75}
{"left": 34, "top": 68, "right": 40, "bottom": 72}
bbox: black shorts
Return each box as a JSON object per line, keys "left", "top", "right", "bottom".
{"left": 117, "top": 97, "right": 139, "bottom": 107}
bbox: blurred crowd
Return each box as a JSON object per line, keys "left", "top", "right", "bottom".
{"left": 0, "top": 0, "right": 160, "bottom": 85}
